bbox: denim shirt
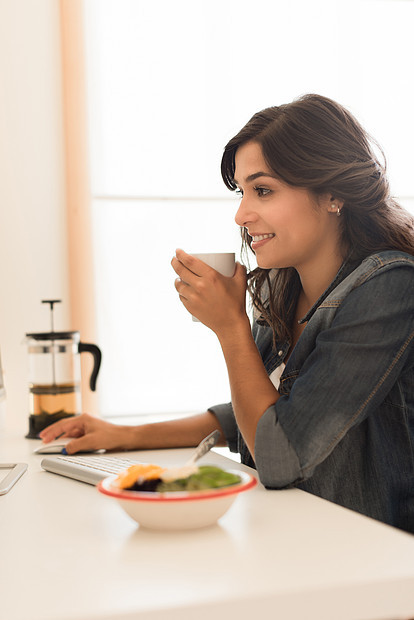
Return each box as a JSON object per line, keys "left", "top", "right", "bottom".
{"left": 210, "top": 250, "right": 414, "bottom": 533}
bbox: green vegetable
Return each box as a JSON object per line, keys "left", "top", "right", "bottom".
{"left": 156, "top": 466, "right": 241, "bottom": 492}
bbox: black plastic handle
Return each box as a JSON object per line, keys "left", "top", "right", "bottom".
{"left": 78, "top": 342, "right": 102, "bottom": 391}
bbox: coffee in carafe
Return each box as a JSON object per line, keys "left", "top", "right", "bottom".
{"left": 25, "top": 300, "right": 101, "bottom": 438}
{"left": 29, "top": 383, "right": 80, "bottom": 421}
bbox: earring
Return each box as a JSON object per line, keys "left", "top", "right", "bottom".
{"left": 331, "top": 203, "right": 341, "bottom": 217}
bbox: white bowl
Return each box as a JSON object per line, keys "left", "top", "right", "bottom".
{"left": 98, "top": 469, "right": 257, "bottom": 530}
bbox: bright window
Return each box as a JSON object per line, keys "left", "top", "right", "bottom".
{"left": 84, "top": 0, "right": 414, "bottom": 416}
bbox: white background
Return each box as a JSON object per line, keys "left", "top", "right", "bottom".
{"left": 0, "top": 0, "right": 70, "bottom": 430}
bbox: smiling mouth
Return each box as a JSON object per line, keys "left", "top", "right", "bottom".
{"left": 251, "top": 233, "right": 275, "bottom": 242}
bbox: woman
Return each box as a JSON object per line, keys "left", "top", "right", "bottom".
{"left": 40, "top": 94, "right": 414, "bottom": 532}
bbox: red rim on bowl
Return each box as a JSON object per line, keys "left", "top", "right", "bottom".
{"left": 97, "top": 469, "right": 257, "bottom": 502}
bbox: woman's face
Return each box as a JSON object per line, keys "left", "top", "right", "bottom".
{"left": 234, "top": 141, "right": 343, "bottom": 272}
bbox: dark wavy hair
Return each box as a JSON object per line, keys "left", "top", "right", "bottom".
{"left": 221, "top": 94, "right": 414, "bottom": 344}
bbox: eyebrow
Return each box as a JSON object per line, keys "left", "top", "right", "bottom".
{"left": 234, "top": 171, "right": 276, "bottom": 185}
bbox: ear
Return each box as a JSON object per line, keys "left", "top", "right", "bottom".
{"left": 326, "top": 194, "right": 344, "bottom": 216}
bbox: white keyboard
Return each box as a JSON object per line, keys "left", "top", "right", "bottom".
{"left": 41, "top": 454, "right": 140, "bottom": 485}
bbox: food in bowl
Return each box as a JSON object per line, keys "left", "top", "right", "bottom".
{"left": 115, "top": 463, "right": 243, "bottom": 493}
{"left": 98, "top": 462, "right": 257, "bottom": 530}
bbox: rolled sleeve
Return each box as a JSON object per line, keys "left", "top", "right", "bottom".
{"left": 208, "top": 402, "right": 239, "bottom": 453}
{"left": 255, "top": 405, "right": 302, "bottom": 487}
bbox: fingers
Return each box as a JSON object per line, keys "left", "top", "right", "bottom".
{"left": 38, "top": 421, "right": 72, "bottom": 442}
{"left": 171, "top": 250, "right": 212, "bottom": 281}
{"left": 172, "top": 250, "right": 211, "bottom": 305}
{"left": 174, "top": 277, "right": 189, "bottom": 301}
{"left": 39, "top": 414, "right": 103, "bottom": 455}
{"left": 64, "top": 434, "right": 98, "bottom": 455}
{"left": 38, "top": 413, "right": 91, "bottom": 443}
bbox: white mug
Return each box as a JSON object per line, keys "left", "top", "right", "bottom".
{"left": 190, "top": 253, "right": 236, "bottom": 322}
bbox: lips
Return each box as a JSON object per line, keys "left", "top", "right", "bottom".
{"left": 248, "top": 232, "right": 276, "bottom": 252}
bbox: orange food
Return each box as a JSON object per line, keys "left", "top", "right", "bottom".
{"left": 116, "top": 464, "right": 165, "bottom": 489}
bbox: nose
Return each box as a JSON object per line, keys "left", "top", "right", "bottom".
{"left": 234, "top": 195, "right": 257, "bottom": 228}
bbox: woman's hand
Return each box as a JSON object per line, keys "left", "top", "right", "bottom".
{"left": 38, "top": 413, "right": 133, "bottom": 455}
{"left": 171, "top": 249, "right": 249, "bottom": 336}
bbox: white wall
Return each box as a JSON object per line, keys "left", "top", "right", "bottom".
{"left": 0, "top": 0, "right": 70, "bottom": 432}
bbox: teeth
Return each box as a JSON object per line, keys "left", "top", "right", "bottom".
{"left": 252, "top": 234, "right": 274, "bottom": 242}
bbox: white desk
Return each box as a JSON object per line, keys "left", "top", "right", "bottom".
{"left": 1, "top": 426, "right": 414, "bottom": 620}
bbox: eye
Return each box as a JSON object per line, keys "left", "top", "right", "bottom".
{"left": 254, "top": 186, "right": 271, "bottom": 197}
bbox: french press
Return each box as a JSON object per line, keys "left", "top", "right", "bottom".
{"left": 25, "top": 300, "right": 102, "bottom": 438}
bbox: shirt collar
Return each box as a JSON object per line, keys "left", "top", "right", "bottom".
{"left": 298, "top": 256, "right": 360, "bottom": 325}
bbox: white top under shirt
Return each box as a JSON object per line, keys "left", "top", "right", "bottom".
{"left": 269, "top": 364, "right": 285, "bottom": 390}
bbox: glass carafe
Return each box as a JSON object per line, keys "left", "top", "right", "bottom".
{"left": 25, "top": 301, "right": 101, "bottom": 438}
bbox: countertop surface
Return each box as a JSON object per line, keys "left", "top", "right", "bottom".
{"left": 1, "top": 426, "right": 414, "bottom": 620}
